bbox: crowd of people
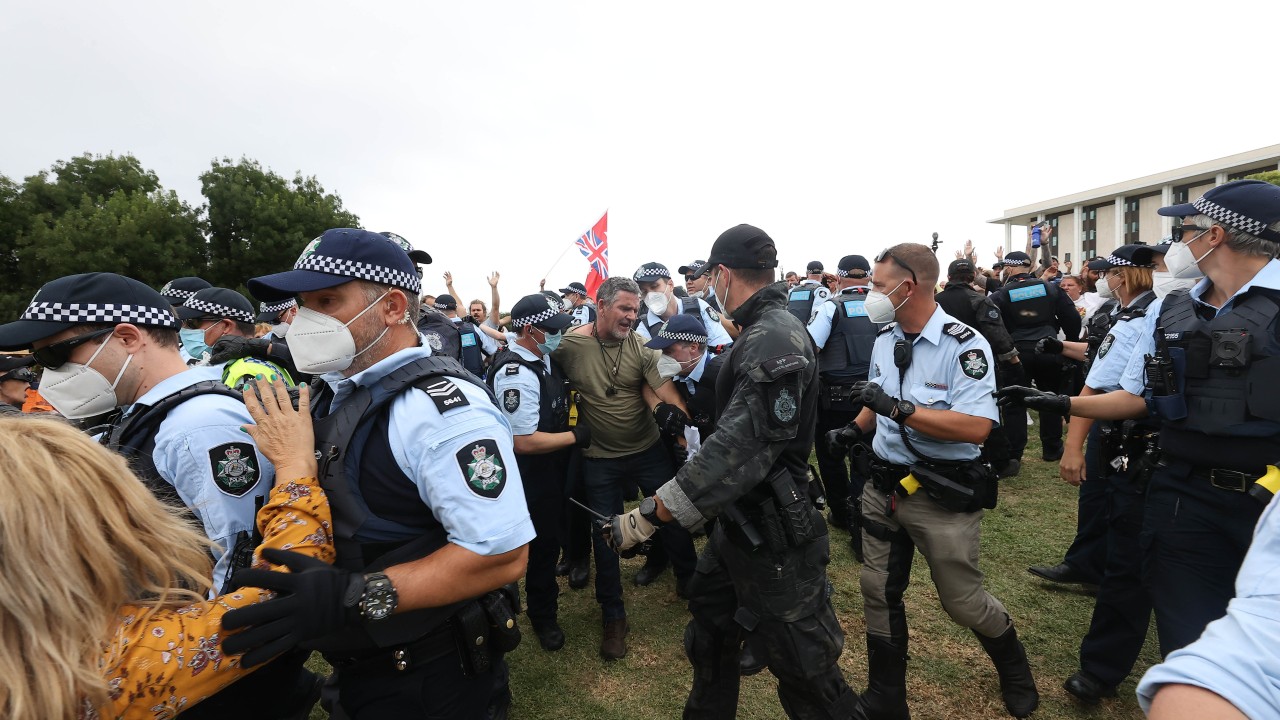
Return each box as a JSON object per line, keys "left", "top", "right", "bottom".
{"left": 2, "top": 179, "right": 1280, "bottom": 720}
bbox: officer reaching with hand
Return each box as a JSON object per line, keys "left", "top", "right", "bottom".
{"left": 220, "top": 228, "right": 534, "bottom": 719}
{"left": 827, "top": 243, "right": 1038, "bottom": 719}
{"left": 602, "top": 224, "right": 859, "bottom": 719}
{"left": 487, "top": 293, "right": 592, "bottom": 653}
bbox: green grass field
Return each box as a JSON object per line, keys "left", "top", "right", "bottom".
{"left": 308, "top": 432, "right": 1157, "bottom": 719}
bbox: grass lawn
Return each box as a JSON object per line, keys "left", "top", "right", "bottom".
{"left": 308, "top": 431, "right": 1157, "bottom": 719}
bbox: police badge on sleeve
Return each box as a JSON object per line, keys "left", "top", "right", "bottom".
{"left": 209, "top": 442, "right": 261, "bottom": 497}
{"left": 457, "top": 440, "right": 508, "bottom": 499}
{"left": 959, "top": 349, "right": 989, "bottom": 380}
{"left": 502, "top": 388, "right": 521, "bottom": 413}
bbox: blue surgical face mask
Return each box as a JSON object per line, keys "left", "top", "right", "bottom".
{"left": 179, "top": 327, "right": 210, "bottom": 362}
{"left": 536, "top": 328, "right": 563, "bottom": 355}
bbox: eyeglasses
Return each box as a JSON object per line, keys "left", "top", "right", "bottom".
{"left": 684, "top": 275, "right": 697, "bottom": 282}
{"left": 874, "top": 248, "right": 918, "bottom": 284}
{"left": 0, "top": 369, "right": 35, "bottom": 383}
{"left": 181, "top": 317, "right": 220, "bottom": 331}
{"left": 1173, "top": 224, "right": 1212, "bottom": 243}
{"left": 32, "top": 327, "right": 114, "bottom": 370}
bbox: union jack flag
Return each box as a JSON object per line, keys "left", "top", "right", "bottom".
{"left": 576, "top": 212, "right": 608, "bottom": 299}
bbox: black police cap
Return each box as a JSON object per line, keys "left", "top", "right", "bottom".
{"left": 701, "top": 224, "right": 779, "bottom": 275}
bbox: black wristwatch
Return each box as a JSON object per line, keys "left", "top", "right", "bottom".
{"left": 639, "top": 496, "right": 665, "bottom": 527}
{"left": 889, "top": 400, "right": 916, "bottom": 424}
{"left": 359, "top": 572, "right": 399, "bottom": 621}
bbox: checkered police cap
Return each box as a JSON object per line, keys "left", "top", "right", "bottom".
{"left": 657, "top": 324, "right": 707, "bottom": 344}
{"left": 510, "top": 293, "right": 572, "bottom": 331}
{"left": 260, "top": 298, "right": 296, "bottom": 315}
{"left": 0, "top": 272, "right": 180, "bottom": 350}
{"left": 633, "top": 262, "right": 671, "bottom": 282}
{"left": 178, "top": 288, "right": 256, "bottom": 324}
{"left": 1002, "top": 251, "right": 1032, "bottom": 267}
{"left": 159, "top": 276, "right": 212, "bottom": 305}
{"left": 643, "top": 312, "right": 708, "bottom": 350}
{"left": 248, "top": 228, "right": 422, "bottom": 302}
{"left": 1158, "top": 180, "right": 1280, "bottom": 242}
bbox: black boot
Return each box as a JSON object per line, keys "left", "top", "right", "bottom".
{"left": 856, "top": 635, "right": 910, "bottom": 720}
{"left": 974, "top": 626, "right": 1039, "bottom": 718}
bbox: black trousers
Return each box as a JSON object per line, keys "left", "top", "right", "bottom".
{"left": 325, "top": 651, "right": 499, "bottom": 719}
{"left": 1004, "top": 344, "right": 1066, "bottom": 458}
{"left": 560, "top": 447, "right": 592, "bottom": 566}
{"left": 682, "top": 523, "right": 856, "bottom": 720}
{"left": 520, "top": 455, "right": 567, "bottom": 625}
{"left": 814, "top": 407, "right": 863, "bottom": 524}
{"left": 182, "top": 649, "right": 316, "bottom": 719}
{"left": 1060, "top": 424, "right": 1107, "bottom": 583}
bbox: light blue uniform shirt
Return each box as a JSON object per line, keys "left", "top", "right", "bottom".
{"left": 491, "top": 341, "right": 547, "bottom": 436}
{"left": 636, "top": 297, "right": 733, "bottom": 348}
{"left": 1085, "top": 292, "right": 1159, "bottom": 394}
{"left": 1137, "top": 494, "right": 1280, "bottom": 716}
{"left": 324, "top": 344, "right": 535, "bottom": 556}
{"left": 869, "top": 305, "right": 1000, "bottom": 464}
{"left": 677, "top": 349, "right": 712, "bottom": 396}
{"left": 1119, "top": 260, "right": 1280, "bottom": 396}
{"left": 128, "top": 367, "right": 276, "bottom": 591}
{"left": 806, "top": 286, "right": 870, "bottom": 350}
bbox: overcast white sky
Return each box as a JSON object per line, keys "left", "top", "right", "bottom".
{"left": 3, "top": 1, "right": 1278, "bottom": 300}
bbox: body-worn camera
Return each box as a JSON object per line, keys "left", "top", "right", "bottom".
{"left": 1210, "top": 329, "right": 1251, "bottom": 369}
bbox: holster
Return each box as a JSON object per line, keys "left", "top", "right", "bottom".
{"left": 821, "top": 381, "right": 860, "bottom": 412}
{"left": 453, "top": 584, "right": 522, "bottom": 677}
{"left": 730, "top": 467, "right": 822, "bottom": 554}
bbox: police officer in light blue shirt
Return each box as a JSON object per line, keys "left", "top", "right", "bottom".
{"left": 257, "top": 298, "right": 298, "bottom": 341}
{"left": 632, "top": 262, "right": 733, "bottom": 348}
{"left": 222, "top": 228, "right": 534, "bottom": 720}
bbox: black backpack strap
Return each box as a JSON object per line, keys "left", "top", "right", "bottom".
{"left": 109, "top": 381, "right": 243, "bottom": 454}
{"left": 681, "top": 297, "right": 701, "bottom": 318}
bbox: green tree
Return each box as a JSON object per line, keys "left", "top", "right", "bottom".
{"left": 1246, "top": 170, "right": 1280, "bottom": 187}
{"left": 201, "top": 158, "right": 360, "bottom": 294}
{"left": 0, "top": 174, "right": 24, "bottom": 301}
{"left": 20, "top": 153, "right": 161, "bottom": 222}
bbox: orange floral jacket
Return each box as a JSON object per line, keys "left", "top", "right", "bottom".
{"left": 93, "top": 476, "right": 333, "bottom": 720}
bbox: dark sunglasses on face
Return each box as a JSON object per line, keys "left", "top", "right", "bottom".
{"left": 1172, "top": 223, "right": 1211, "bottom": 243}
{"left": 1, "top": 369, "right": 35, "bottom": 383}
{"left": 32, "top": 327, "right": 115, "bottom": 370}
{"left": 874, "top": 248, "right": 918, "bottom": 284}
{"left": 684, "top": 275, "right": 697, "bottom": 282}
{"left": 181, "top": 317, "right": 220, "bottom": 331}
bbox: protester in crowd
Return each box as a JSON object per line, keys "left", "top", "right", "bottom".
{"left": 0, "top": 377, "right": 330, "bottom": 720}
{"left": 784, "top": 271, "right": 800, "bottom": 287}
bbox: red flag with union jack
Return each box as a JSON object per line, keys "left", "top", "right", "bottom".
{"left": 576, "top": 211, "right": 609, "bottom": 300}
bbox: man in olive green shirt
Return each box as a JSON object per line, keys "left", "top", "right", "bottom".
{"left": 554, "top": 276, "right": 697, "bottom": 660}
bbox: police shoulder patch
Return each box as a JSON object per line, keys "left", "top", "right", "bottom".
{"left": 943, "top": 322, "right": 976, "bottom": 342}
{"left": 706, "top": 307, "right": 721, "bottom": 323}
{"left": 423, "top": 331, "right": 443, "bottom": 352}
{"left": 760, "top": 354, "right": 806, "bottom": 379}
{"left": 457, "top": 440, "right": 507, "bottom": 499}
{"left": 209, "top": 442, "right": 261, "bottom": 497}
{"left": 959, "top": 348, "right": 989, "bottom": 380}
{"left": 1097, "top": 333, "right": 1115, "bottom": 359}
{"left": 421, "top": 378, "right": 470, "bottom": 414}
{"left": 987, "top": 307, "right": 1001, "bottom": 320}
{"left": 502, "top": 388, "right": 521, "bottom": 413}
{"left": 770, "top": 384, "right": 799, "bottom": 426}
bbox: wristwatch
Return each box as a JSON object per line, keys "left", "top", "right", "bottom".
{"left": 639, "top": 496, "right": 665, "bottom": 527}
{"left": 359, "top": 572, "right": 399, "bottom": 621}
{"left": 889, "top": 399, "right": 916, "bottom": 424}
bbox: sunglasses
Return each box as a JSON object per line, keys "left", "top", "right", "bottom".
{"left": 684, "top": 275, "right": 697, "bottom": 282}
{"left": 1172, "top": 223, "right": 1211, "bottom": 243}
{"left": 181, "top": 316, "right": 221, "bottom": 331}
{"left": 32, "top": 327, "right": 114, "bottom": 370}
{"left": 874, "top": 248, "right": 918, "bottom": 284}
{"left": 1, "top": 369, "right": 35, "bottom": 383}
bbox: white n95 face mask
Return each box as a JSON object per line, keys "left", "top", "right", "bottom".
{"left": 286, "top": 292, "right": 391, "bottom": 374}
{"left": 1164, "top": 230, "right": 1213, "bottom": 279}
{"left": 1096, "top": 275, "right": 1115, "bottom": 299}
{"left": 863, "top": 280, "right": 908, "bottom": 324}
{"left": 1152, "top": 271, "right": 1199, "bottom": 298}
{"left": 657, "top": 354, "right": 684, "bottom": 379}
{"left": 644, "top": 292, "right": 668, "bottom": 316}
{"left": 40, "top": 334, "right": 132, "bottom": 419}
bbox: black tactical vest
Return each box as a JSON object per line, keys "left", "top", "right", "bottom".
{"left": 677, "top": 353, "right": 725, "bottom": 441}
{"left": 307, "top": 355, "right": 499, "bottom": 652}
{"left": 485, "top": 349, "right": 571, "bottom": 433}
{"left": 787, "top": 283, "right": 824, "bottom": 323}
{"left": 819, "top": 287, "right": 876, "bottom": 383}
{"left": 417, "top": 309, "right": 462, "bottom": 360}
{"left": 456, "top": 319, "right": 485, "bottom": 376}
{"left": 1157, "top": 288, "right": 1280, "bottom": 469}
{"left": 644, "top": 297, "right": 702, "bottom": 338}
{"left": 998, "top": 275, "right": 1058, "bottom": 342}
{"left": 935, "top": 284, "right": 980, "bottom": 327}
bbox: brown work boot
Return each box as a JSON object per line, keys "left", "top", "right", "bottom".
{"left": 600, "top": 618, "right": 629, "bottom": 661}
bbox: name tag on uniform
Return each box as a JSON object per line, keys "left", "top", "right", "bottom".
{"left": 461, "top": 333, "right": 477, "bottom": 347}
{"left": 1008, "top": 284, "right": 1048, "bottom": 302}
{"left": 843, "top": 300, "right": 867, "bottom": 317}
{"left": 790, "top": 290, "right": 812, "bottom": 301}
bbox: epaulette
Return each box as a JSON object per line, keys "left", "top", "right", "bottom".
{"left": 1117, "top": 308, "right": 1146, "bottom": 322}
{"left": 942, "top": 322, "right": 976, "bottom": 342}
{"left": 877, "top": 323, "right": 897, "bottom": 335}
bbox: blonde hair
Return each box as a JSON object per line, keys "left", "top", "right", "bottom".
{"left": 0, "top": 417, "right": 214, "bottom": 719}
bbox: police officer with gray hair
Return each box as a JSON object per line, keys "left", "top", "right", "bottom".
{"left": 828, "top": 243, "right": 1038, "bottom": 719}
{"left": 602, "top": 224, "right": 859, "bottom": 719}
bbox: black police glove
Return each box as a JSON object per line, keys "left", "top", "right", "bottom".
{"left": 221, "top": 548, "right": 361, "bottom": 668}
{"left": 653, "top": 402, "right": 689, "bottom": 435}
{"left": 571, "top": 423, "right": 592, "bottom": 448}
{"left": 998, "top": 361, "right": 1026, "bottom": 386}
{"left": 995, "top": 385, "right": 1071, "bottom": 415}
{"left": 852, "top": 381, "right": 898, "bottom": 418}
{"left": 209, "top": 336, "right": 272, "bottom": 366}
{"left": 1035, "top": 337, "right": 1064, "bottom": 355}
{"left": 824, "top": 424, "right": 864, "bottom": 459}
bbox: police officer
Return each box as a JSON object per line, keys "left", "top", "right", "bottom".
{"left": 997, "top": 180, "right": 1280, "bottom": 660}
{"left": 678, "top": 259, "right": 721, "bottom": 311}
{"left": 787, "top": 260, "right": 832, "bottom": 324}
{"left": 632, "top": 261, "right": 733, "bottom": 348}
{"left": 0, "top": 354, "right": 35, "bottom": 414}
{"left": 178, "top": 288, "right": 295, "bottom": 391}
{"left": 935, "top": 258, "right": 1022, "bottom": 477}
{"left": 434, "top": 293, "right": 499, "bottom": 376}
{"left": 222, "top": 228, "right": 535, "bottom": 719}
{"left": 989, "top": 250, "right": 1081, "bottom": 462}
{"left": 258, "top": 298, "right": 298, "bottom": 340}
{"left": 0, "top": 272, "right": 323, "bottom": 719}
{"left": 159, "top": 275, "right": 212, "bottom": 311}
{"left": 488, "top": 293, "right": 591, "bottom": 652}
{"left": 645, "top": 313, "right": 724, "bottom": 442}
{"left": 806, "top": 254, "right": 878, "bottom": 538}
{"left": 827, "top": 243, "right": 1038, "bottom": 719}
{"left": 604, "top": 224, "right": 859, "bottom": 719}
{"left": 559, "top": 281, "right": 598, "bottom": 327}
